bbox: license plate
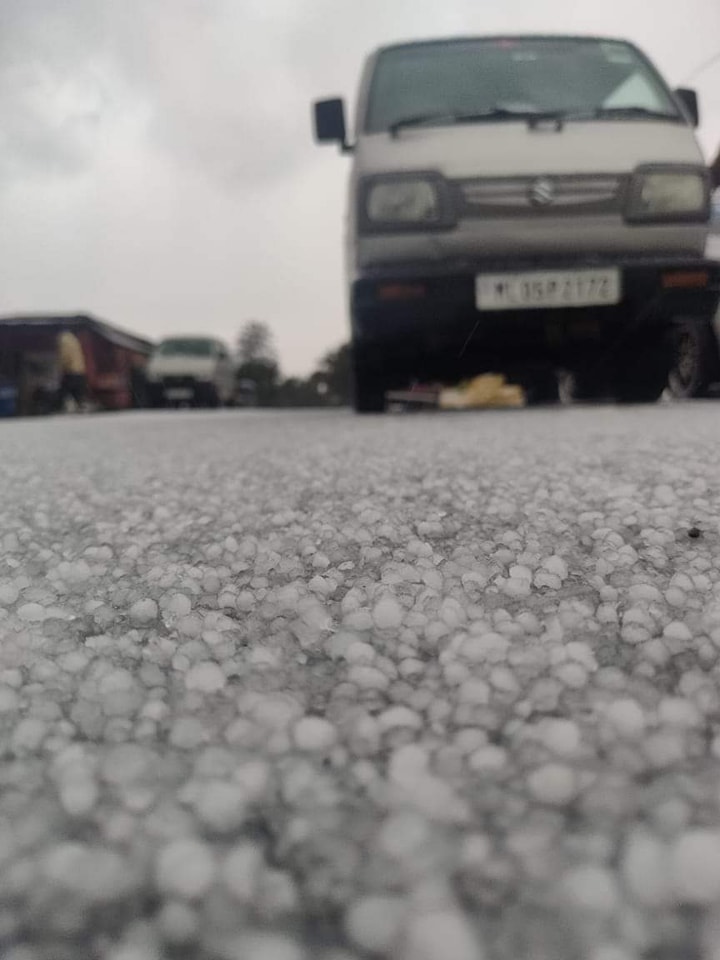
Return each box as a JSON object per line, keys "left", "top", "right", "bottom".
{"left": 165, "top": 388, "right": 193, "bottom": 401}
{"left": 476, "top": 268, "right": 621, "bottom": 311}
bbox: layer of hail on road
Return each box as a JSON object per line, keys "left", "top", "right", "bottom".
{"left": 1, "top": 405, "right": 720, "bottom": 959}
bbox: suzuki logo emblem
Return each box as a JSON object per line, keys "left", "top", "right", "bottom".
{"left": 529, "top": 178, "right": 556, "bottom": 207}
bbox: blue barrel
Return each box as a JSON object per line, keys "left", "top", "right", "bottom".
{"left": 0, "top": 383, "right": 18, "bottom": 418}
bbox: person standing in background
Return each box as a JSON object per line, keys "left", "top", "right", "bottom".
{"left": 57, "top": 327, "right": 88, "bottom": 412}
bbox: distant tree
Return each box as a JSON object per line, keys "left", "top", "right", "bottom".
{"left": 269, "top": 343, "right": 352, "bottom": 408}
{"left": 232, "top": 328, "right": 353, "bottom": 408}
{"left": 234, "top": 320, "right": 279, "bottom": 406}
{"left": 275, "top": 376, "right": 325, "bottom": 408}
{"left": 236, "top": 358, "right": 280, "bottom": 407}
{"left": 314, "top": 343, "right": 352, "bottom": 405}
{"left": 236, "top": 320, "right": 276, "bottom": 365}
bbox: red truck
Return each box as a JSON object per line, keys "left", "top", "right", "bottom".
{"left": 0, "top": 313, "right": 154, "bottom": 416}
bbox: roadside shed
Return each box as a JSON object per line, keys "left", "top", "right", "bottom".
{"left": 0, "top": 314, "right": 154, "bottom": 416}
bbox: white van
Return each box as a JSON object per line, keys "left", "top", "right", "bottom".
{"left": 313, "top": 35, "right": 720, "bottom": 411}
{"left": 146, "top": 336, "right": 235, "bottom": 408}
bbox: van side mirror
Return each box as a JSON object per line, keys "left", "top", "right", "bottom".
{"left": 313, "top": 98, "right": 352, "bottom": 153}
{"left": 675, "top": 88, "right": 700, "bottom": 128}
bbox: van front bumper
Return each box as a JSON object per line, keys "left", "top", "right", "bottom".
{"left": 147, "top": 377, "right": 217, "bottom": 406}
{"left": 351, "top": 255, "right": 720, "bottom": 370}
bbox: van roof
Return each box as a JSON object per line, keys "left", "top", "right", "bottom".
{"left": 376, "top": 35, "right": 638, "bottom": 56}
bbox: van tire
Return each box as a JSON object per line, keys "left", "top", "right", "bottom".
{"left": 523, "top": 369, "right": 560, "bottom": 406}
{"left": 559, "top": 367, "right": 608, "bottom": 404}
{"left": 667, "top": 317, "right": 720, "bottom": 399}
{"left": 147, "top": 386, "right": 165, "bottom": 409}
{"left": 612, "top": 336, "right": 671, "bottom": 404}
{"left": 197, "top": 385, "right": 220, "bottom": 409}
{"left": 353, "top": 345, "right": 387, "bottom": 414}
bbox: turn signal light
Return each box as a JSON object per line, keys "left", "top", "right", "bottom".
{"left": 376, "top": 283, "right": 427, "bottom": 301}
{"left": 661, "top": 270, "right": 709, "bottom": 289}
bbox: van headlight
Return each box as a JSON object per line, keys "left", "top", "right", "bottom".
{"left": 626, "top": 167, "right": 710, "bottom": 223}
{"left": 361, "top": 175, "right": 453, "bottom": 230}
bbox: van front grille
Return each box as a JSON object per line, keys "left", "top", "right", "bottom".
{"left": 457, "top": 174, "right": 626, "bottom": 216}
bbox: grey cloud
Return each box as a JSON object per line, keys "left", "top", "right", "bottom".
{"left": 2, "top": 0, "right": 719, "bottom": 189}
{"left": 0, "top": 0, "right": 135, "bottom": 179}
{"left": 137, "top": 0, "right": 313, "bottom": 186}
{"left": 0, "top": 0, "right": 318, "bottom": 188}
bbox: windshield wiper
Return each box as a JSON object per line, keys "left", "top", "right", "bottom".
{"left": 567, "top": 105, "right": 679, "bottom": 122}
{"left": 389, "top": 107, "right": 567, "bottom": 136}
{"left": 388, "top": 104, "right": 679, "bottom": 136}
{"left": 388, "top": 112, "right": 459, "bottom": 135}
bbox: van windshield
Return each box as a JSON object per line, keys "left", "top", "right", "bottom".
{"left": 365, "top": 37, "right": 681, "bottom": 133}
{"left": 157, "top": 338, "right": 215, "bottom": 357}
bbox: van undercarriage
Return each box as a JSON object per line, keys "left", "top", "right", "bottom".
{"left": 351, "top": 256, "right": 720, "bottom": 410}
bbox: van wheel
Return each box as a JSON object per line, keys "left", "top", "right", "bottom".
{"left": 353, "top": 346, "right": 387, "bottom": 414}
{"left": 612, "top": 336, "right": 671, "bottom": 404}
{"left": 667, "top": 317, "right": 720, "bottom": 399}
{"left": 354, "top": 375, "right": 387, "bottom": 414}
{"left": 200, "top": 386, "right": 220, "bottom": 409}
{"left": 147, "top": 386, "right": 164, "bottom": 409}
{"left": 522, "top": 369, "right": 559, "bottom": 406}
{"left": 558, "top": 367, "right": 608, "bottom": 404}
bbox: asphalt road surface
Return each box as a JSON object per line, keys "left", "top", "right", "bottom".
{"left": 2, "top": 405, "right": 720, "bottom": 960}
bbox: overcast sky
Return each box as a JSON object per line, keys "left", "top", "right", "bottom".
{"left": 1, "top": 0, "right": 719, "bottom": 374}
